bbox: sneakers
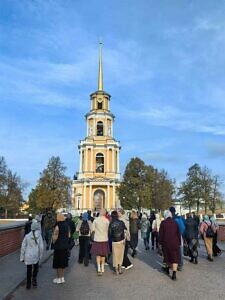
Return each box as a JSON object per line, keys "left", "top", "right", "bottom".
{"left": 53, "top": 278, "right": 65, "bottom": 284}
{"left": 125, "top": 264, "right": 133, "bottom": 270}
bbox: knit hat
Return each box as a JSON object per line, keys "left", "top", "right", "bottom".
{"left": 31, "top": 221, "right": 40, "bottom": 231}
{"left": 82, "top": 212, "right": 89, "bottom": 221}
{"left": 169, "top": 206, "right": 176, "bottom": 214}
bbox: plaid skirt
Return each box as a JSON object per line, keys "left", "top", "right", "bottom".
{"left": 91, "top": 241, "right": 110, "bottom": 257}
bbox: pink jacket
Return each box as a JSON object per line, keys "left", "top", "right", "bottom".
{"left": 199, "top": 220, "right": 216, "bottom": 236}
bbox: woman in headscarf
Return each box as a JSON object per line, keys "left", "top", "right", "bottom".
{"left": 199, "top": 215, "right": 216, "bottom": 261}
{"left": 151, "top": 213, "right": 161, "bottom": 250}
{"left": 20, "top": 221, "right": 44, "bottom": 289}
{"left": 118, "top": 209, "right": 133, "bottom": 270}
{"left": 183, "top": 213, "right": 199, "bottom": 264}
{"left": 52, "top": 213, "right": 70, "bottom": 284}
{"left": 140, "top": 213, "right": 150, "bottom": 250}
{"left": 76, "top": 212, "right": 93, "bottom": 266}
{"left": 108, "top": 210, "right": 126, "bottom": 275}
{"left": 129, "top": 210, "right": 141, "bottom": 257}
{"left": 91, "top": 208, "right": 110, "bottom": 276}
{"left": 159, "top": 210, "right": 181, "bottom": 281}
{"left": 210, "top": 216, "right": 221, "bottom": 257}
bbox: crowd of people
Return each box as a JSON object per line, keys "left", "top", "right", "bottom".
{"left": 20, "top": 206, "right": 222, "bottom": 289}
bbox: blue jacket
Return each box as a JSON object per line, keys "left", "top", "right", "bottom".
{"left": 173, "top": 215, "right": 185, "bottom": 236}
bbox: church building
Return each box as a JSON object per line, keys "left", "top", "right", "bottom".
{"left": 72, "top": 44, "right": 121, "bottom": 210}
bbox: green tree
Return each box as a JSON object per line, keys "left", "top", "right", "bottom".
{"left": 117, "top": 157, "right": 174, "bottom": 210}
{"left": 118, "top": 157, "right": 149, "bottom": 209}
{"left": 209, "top": 175, "right": 223, "bottom": 214}
{"left": 152, "top": 169, "right": 174, "bottom": 211}
{"left": 0, "top": 157, "right": 24, "bottom": 218}
{"left": 28, "top": 156, "right": 71, "bottom": 212}
{"left": 178, "top": 164, "right": 203, "bottom": 214}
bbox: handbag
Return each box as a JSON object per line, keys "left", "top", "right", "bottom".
{"left": 69, "top": 237, "right": 75, "bottom": 250}
{"left": 183, "top": 242, "right": 189, "bottom": 256}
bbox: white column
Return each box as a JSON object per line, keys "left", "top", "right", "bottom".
{"left": 113, "top": 184, "right": 115, "bottom": 208}
{"left": 112, "top": 148, "right": 115, "bottom": 172}
{"left": 117, "top": 149, "right": 120, "bottom": 174}
{"left": 79, "top": 150, "right": 82, "bottom": 173}
{"left": 107, "top": 147, "right": 109, "bottom": 172}
{"left": 85, "top": 148, "right": 88, "bottom": 171}
{"left": 94, "top": 117, "right": 96, "bottom": 136}
{"left": 87, "top": 118, "right": 89, "bottom": 136}
{"left": 91, "top": 147, "right": 93, "bottom": 172}
{"left": 89, "top": 185, "right": 92, "bottom": 209}
{"left": 83, "top": 185, "right": 86, "bottom": 209}
{"left": 107, "top": 185, "right": 110, "bottom": 209}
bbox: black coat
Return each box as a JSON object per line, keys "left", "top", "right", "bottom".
{"left": 54, "top": 221, "right": 70, "bottom": 250}
{"left": 183, "top": 217, "right": 199, "bottom": 242}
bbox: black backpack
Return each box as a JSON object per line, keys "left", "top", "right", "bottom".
{"left": 80, "top": 221, "right": 90, "bottom": 236}
{"left": 205, "top": 222, "right": 214, "bottom": 238}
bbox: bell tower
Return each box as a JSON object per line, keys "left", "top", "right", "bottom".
{"left": 72, "top": 43, "right": 121, "bottom": 210}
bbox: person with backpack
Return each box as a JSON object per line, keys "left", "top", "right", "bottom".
{"left": 76, "top": 212, "right": 92, "bottom": 266}
{"left": 199, "top": 215, "right": 216, "bottom": 261}
{"left": 169, "top": 207, "right": 185, "bottom": 271}
{"left": 20, "top": 221, "right": 44, "bottom": 289}
{"left": 129, "top": 210, "right": 141, "bottom": 257}
{"left": 108, "top": 210, "right": 126, "bottom": 275}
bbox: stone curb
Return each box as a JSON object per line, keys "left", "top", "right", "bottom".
{"left": 3, "top": 251, "right": 53, "bottom": 300}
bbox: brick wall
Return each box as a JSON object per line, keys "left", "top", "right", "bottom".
{"left": 0, "top": 226, "right": 24, "bottom": 257}
{"left": 218, "top": 224, "right": 225, "bottom": 242}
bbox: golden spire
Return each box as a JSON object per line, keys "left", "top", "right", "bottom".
{"left": 98, "top": 40, "right": 103, "bottom": 91}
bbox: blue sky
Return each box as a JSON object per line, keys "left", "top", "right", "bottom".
{"left": 0, "top": 0, "right": 225, "bottom": 196}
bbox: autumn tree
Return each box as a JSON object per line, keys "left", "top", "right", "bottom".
{"left": 0, "top": 157, "right": 24, "bottom": 218}
{"left": 178, "top": 163, "right": 224, "bottom": 214}
{"left": 28, "top": 156, "right": 71, "bottom": 212}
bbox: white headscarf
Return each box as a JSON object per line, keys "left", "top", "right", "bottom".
{"left": 164, "top": 210, "right": 172, "bottom": 219}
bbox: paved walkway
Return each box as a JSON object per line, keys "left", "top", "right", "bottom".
{"left": 4, "top": 240, "right": 225, "bottom": 300}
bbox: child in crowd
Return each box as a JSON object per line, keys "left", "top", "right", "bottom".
{"left": 20, "top": 221, "right": 44, "bottom": 289}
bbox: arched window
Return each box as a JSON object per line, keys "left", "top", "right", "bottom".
{"left": 96, "top": 153, "right": 104, "bottom": 173}
{"left": 97, "top": 121, "right": 103, "bottom": 136}
{"left": 97, "top": 101, "right": 103, "bottom": 109}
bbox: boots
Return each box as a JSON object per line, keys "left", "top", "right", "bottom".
{"left": 32, "top": 278, "right": 37, "bottom": 287}
{"left": 118, "top": 265, "right": 123, "bottom": 275}
{"left": 171, "top": 271, "right": 177, "bottom": 280}
{"left": 189, "top": 257, "right": 194, "bottom": 263}
{"left": 194, "top": 257, "right": 198, "bottom": 264}
{"left": 114, "top": 267, "right": 119, "bottom": 275}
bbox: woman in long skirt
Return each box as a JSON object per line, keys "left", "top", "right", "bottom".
{"left": 91, "top": 209, "right": 110, "bottom": 276}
